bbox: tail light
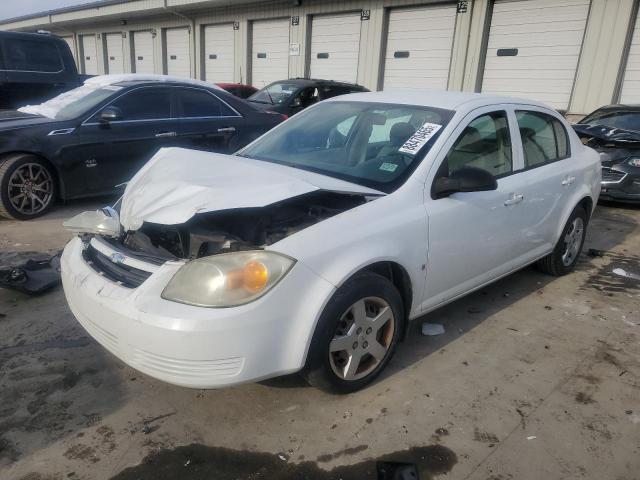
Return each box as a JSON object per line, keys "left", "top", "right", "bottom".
{"left": 266, "top": 110, "right": 288, "bottom": 121}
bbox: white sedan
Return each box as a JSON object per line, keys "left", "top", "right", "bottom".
{"left": 61, "top": 91, "right": 601, "bottom": 393}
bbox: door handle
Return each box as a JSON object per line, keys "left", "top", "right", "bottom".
{"left": 504, "top": 193, "right": 524, "bottom": 206}
{"left": 155, "top": 131, "right": 177, "bottom": 138}
{"left": 217, "top": 127, "right": 236, "bottom": 133}
{"left": 561, "top": 176, "right": 576, "bottom": 186}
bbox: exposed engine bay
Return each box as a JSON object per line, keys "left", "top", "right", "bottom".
{"left": 106, "top": 191, "right": 369, "bottom": 261}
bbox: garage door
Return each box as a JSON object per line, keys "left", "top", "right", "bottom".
{"left": 482, "top": 0, "right": 590, "bottom": 109}
{"left": 165, "top": 27, "right": 191, "bottom": 78}
{"left": 309, "top": 13, "right": 361, "bottom": 83}
{"left": 251, "top": 18, "right": 289, "bottom": 87}
{"left": 203, "top": 23, "right": 235, "bottom": 83}
{"left": 619, "top": 8, "right": 640, "bottom": 103}
{"left": 132, "top": 31, "right": 155, "bottom": 74}
{"left": 81, "top": 34, "right": 98, "bottom": 75}
{"left": 382, "top": 4, "right": 457, "bottom": 89}
{"left": 62, "top": 36, "right": 76, "bottom": 62}
{"left": 105, "top": 33, "right": 124, "bottom": 74}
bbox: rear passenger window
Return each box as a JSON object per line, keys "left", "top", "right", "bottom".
{"left": 3, "top": 38, "right": 63, "bottom": 72}
{"left": 444, "top": 111, "right": 513, "bottom": 178}
{"left": 516, "top": 111, "right": 570, "bottom": 168}
{"left": 110, "top": 88, "right": 172, "bottom": 120}
{"left": 178, "top": 89, "right": 237, "bottom": 118}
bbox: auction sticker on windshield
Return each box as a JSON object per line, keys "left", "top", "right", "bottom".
{"left": 398, "top": 122, "right": 442, "bottom": 155}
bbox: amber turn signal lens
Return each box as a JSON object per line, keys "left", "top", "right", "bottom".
{"left": 243, "top": 260, "right": 269, "bottom": 292}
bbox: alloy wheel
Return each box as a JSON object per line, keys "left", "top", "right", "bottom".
{"left": 329, "top": 297, "right": 395, "bottom": 381}
{"left": 562, "top": 217, "right": 584, "bottom": 266}
{"left": 7, "top": 163, "right": 54, "bottom": 216}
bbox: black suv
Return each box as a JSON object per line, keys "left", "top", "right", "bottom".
{"left": 247, "top": 78, "right": 369, "bottom": 117}
{"left": 0, "top": 31, "right": 84, "bottom": 110}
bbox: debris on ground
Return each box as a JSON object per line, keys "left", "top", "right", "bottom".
{"left": 587, "top": 248, "right": 607, "bottom": 257}
{"left": 0, "top": 251, "right": 62, "bottom": 295}
{"left": 612, "top": 268, "right": 640, "bottom": 281}
{"left": 422, "top": 323, "right": 445, "bottom": 336}
{"left": 527, "top": 436, "right": 537, "bottom": 440}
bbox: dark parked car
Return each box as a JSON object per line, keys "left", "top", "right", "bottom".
{"left": 0, "top": 31, "right": 87, "bottom": 110}
{"left": 0, "top": 75, "right": 286, "bottom": 220}
{"left": 216, "top": 82, "right": 258, "bottom": 99}
{"left": 247, "top": 78, "right": 369, "bottom": 117}
{"left": 573, "top": 104, "right": 640, "bottom": 203}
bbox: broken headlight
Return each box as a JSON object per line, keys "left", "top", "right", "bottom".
{"left": 627, "top": 157, "right": 640, "bottom": 167}
{"left": 161, "top": 251, "right": 295, "bottom": 307}
{"left": 63, "top": 207, "right": 121, "bottom": 237}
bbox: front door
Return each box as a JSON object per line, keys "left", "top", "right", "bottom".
{"left": 62, "top": 86, "right": 176, "bottom": 196}
{"left": 422, "top": 108, "right": 528, "bottom": 311}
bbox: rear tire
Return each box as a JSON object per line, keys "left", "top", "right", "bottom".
{"left": 0, "top": 154, "right": 57, "bottom": 220}
{"left": 536, "top": 206, "right": 588, "bottom": 276}
{"left": 302, "top": 272, "right": 403, "bottom": 394}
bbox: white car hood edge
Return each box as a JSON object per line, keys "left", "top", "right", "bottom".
{"left": 119, "top": 147, "right": 385, "bottom": 231}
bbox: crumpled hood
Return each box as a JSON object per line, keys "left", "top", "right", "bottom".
{"left": 573, "top": 123, "right": 640, "bottom": 145}
{"left": 119, "top": 147, "right": 384, "bottom": 231}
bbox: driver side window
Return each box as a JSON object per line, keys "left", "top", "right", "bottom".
{"left": 443, "top": 111, "right": 513, "bottom": 178}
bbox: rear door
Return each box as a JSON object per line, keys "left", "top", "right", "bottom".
{"left": 64, "top": 86, "right": 175, "bottom": 195}
{"left": 173, "top": 87, "right": 244, "bottom": 153}
{"left": 510, "top": 106, "right": 576, "bottom": 253}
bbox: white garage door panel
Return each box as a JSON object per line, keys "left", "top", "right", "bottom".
{"left": 482, "top": 0, "right": 590, "bottom": 109}
{"left": 133, "top": 31, "right": 155, "bottom": 74}
{"left": 620, "top": 8, "right": 640, "bottom": 103}
{"left": 105, "top": 33, "right": 124, "bottom": 74}
{"left": 251, "top": 18, "right": 289, "bottom": 88}
{"left": 310, "top": 13, "right": 361, "bottom": 83}
{"left": 383, "top": 5, "right": 457, "bottom": 89}
{"left": 81, "top": 35, "right": 98, "bottom": 75}
{"left": 165, "top": 28, "right": 191, "bottom": 78}
{"left": 204, "top": 24, "right": 234, "bottom": 83}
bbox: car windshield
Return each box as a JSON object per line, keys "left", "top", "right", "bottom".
{"left": 248, "top": 82, "right": 301, "bottom": 105}
{"left": 17, "top": 84, "right": 121, "bottom": 120}
{"left": 238, "top": 101, "right": 454, "bottom": 193}
{"left": 580, "top": 110, "right": 640, "bottom": 132}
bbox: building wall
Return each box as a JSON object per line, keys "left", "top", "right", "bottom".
{"left": 1, "top": 0, "right": 638, "bottom": 115}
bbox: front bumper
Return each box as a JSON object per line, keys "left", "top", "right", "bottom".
{"left": 61, "top": 237, "right": 336, "bottom": 388}
{"left": 600, "top": 168, "right": 640, "bottom": 203}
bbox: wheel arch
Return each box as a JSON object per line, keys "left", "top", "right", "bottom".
{"left": 354, "top": 261, "right": 413, "bottom": 339}
{"left": 554, "top": 191, "right": 594, "bottom": 242}
{"left": 0, "top": 151, "right": 64, "bottom": 198}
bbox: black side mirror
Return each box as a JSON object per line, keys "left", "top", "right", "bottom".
{"left": 99, "top": 106, "right": 122, "bottom": 124}
{"left": 433, "top": 166, "right": 498, "bottom": 198}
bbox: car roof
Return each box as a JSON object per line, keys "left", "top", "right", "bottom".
{"left": 270, "top": 78, "right": 366, "bottom": 88}
{"left": 327, "top": 89, "right": 556, "bottom": 113}
{"left": 587, "top": 104, "right": 640, "bottom": 114}
{"left": 83, "top": 74, "right": 224, "bottom": 91}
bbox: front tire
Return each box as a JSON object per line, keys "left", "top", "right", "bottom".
{"left": 303, "top": 272, "right": 403, "bottom": 394}
{"left": 537, "top": 205, "right": 588, "bottom": 276}
{"left": 0, "top": 154, "right": 57, "bottom": 220}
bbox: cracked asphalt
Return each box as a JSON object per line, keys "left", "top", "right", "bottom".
{"left": 0, "top": 200, "right": 639, "bottom": 480}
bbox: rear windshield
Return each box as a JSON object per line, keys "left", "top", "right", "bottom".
{"left": 2, "top": 38, "right": 63, "bottom": 73}
{"left": 239, "top": 101, "right": 454, "bottom": 193}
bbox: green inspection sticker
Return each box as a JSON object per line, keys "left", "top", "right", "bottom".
{"left": 379, "top": 162, "right": 398, "bottom": 172}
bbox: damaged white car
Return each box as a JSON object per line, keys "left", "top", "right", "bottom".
{"left": 61, "top": 91, "right": 601, "bottom": 393}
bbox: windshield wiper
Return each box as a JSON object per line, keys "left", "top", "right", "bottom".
{"left": 264, "top": 88, "right": 275, "bottom": 105}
